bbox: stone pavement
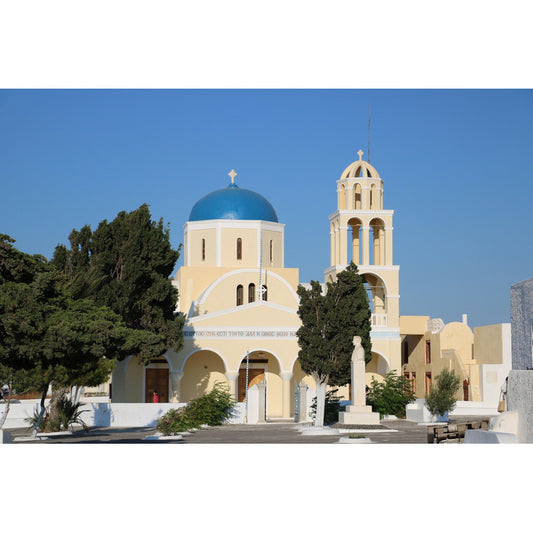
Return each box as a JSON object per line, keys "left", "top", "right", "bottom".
{"left": 5, "top": 416, "right": 488, "bottom": 444}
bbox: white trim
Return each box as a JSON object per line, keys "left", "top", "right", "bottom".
{"left": 329, "top": 209, "right": 394, "bottom": 221}
{"left": 186, "top": 219, "right": 285, "bottom": 233}
{"left": 185, "top": 226, "right": 190, "bottom": 267}
{"left": 183, "top": 325, "right": 299, "bottom": 337}
{"left": 194, "top": 268, "right": 299, "bottom": 306}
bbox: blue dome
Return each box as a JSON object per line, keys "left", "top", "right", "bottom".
{"left": 189, "top": 183, "right": 278, "bottom": 223}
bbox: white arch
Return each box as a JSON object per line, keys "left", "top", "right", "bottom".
{"left": 359, "top": 270, "right": 390, "bottom": 297}
{"left": 236, "top": 347, "right": 287, "bottom": 374}
{"left": 180, "top": 347, "right": 229, "bottom": 374}
{"left": 370, "top": 350, "right": 391, "bottom": 375}
{"left": 194, "top": 268, "right": 299, "bottom": 307}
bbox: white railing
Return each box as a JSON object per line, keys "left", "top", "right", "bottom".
{"left": 371, "top": 313, "right": 387, "bottom": 327}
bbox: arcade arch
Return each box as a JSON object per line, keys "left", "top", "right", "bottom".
{"left": 181, "top": 349, "right": 227, "bottom": 402}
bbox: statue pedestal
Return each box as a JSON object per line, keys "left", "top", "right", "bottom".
{"left": 339, "top": 405, "right": 380, "bottom": 426}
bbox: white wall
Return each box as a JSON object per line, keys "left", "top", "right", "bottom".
{"left": 2, "top": 398, "right": 246, "bottom": 429}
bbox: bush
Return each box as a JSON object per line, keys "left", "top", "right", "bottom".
{"left": 156, "top": 382, "right": 236, "bottom": 436}
{"left": 366, "top": 371, "right": 416, "bottom": 418}
{"left": 310, "top": 388, "right": 345, "bottom": 425}
{"left": 425, "top": 369, "right": 461, "bottom": 416}
{"left": 26, "top": 396, "right": 88, "bottom": 432}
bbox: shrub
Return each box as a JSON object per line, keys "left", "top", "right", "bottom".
{"left": 25, "top": 396, "right": 88, "bottom": 432}
{"left": 425, "top": 369, "right": 461, "bottom": 416}
{"left": 156, "top": 382, "right": 236, "bottom": 436}
{"left": 156, "top": 407, "right": 195, "bottom": 435}
{"left": 366, "top": 371, "right": 416, "bottom": 418}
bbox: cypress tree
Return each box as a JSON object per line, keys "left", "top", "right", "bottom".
{"left": 296, "top": 262, "right": 372, "bottom": 427}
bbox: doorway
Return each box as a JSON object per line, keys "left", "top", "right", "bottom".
{"left": 145, "top": 368, "right": 169, "bottom": 403}
{"left": 238, "top": 368, "right": 265, "bottom": 402}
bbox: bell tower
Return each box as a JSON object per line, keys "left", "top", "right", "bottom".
{"left": 324, "top": 150, "right": 401, "bottom": 380}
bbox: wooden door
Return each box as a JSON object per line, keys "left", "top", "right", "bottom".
{"left": 238, "top": 368, "right": 265, "bottom": 402}
{"left": 145, "top": 368, "right": 169, "bottom": 403}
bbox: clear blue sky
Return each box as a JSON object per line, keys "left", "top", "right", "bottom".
{"left": 1, "top": 89, "right": 532, "bottom": 328}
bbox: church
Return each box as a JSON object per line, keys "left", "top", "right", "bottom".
{"left": 109, "top": 149, "right": 509, "bottom": 419}
{"left": 110, "top": 150, "right": 402, "bottom": 419}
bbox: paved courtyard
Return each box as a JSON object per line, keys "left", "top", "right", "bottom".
{"left": 6, "top": 415, "right": 489, "bottom": 444}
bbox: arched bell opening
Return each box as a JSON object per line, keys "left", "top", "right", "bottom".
{"left": 361, "top": 272, "right": 387, "bottom": 326}
{"left": 338, "top": 184, "right": 347, "bottom": 210}
{"left": 347, "top": 217, "right": 363, "bottom": 265}
{"left": 369, "top": 217, "right": 386, "bottom": 266}
{"left": 354, "top": 183, "right": 362, "bottom": 210}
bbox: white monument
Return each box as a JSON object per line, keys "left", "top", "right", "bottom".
{"left": 338, "top": 336, "right": 381, "bottom": 425}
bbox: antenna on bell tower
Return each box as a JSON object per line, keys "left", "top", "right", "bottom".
{"left": 367, "top": 103, "right": 371, "bottom": 164}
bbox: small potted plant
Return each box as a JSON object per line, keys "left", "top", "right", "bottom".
{"left": 425, "top": 369, "right": 461, "bottom": 423}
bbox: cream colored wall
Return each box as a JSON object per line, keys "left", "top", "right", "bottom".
{"left": 474, "top": 324, "right": 505, "bottom": 364}
{"left": 400, "top": 316, "right": 429, "bottom": 334}
{"left": 261, "top": 229, "right": 283, "bottom": 268}
{"left": 221, "top": 227, "right": 257, "bottom": 266}
{"left": 187, "top": 228, "right": 217, "bottom": 266}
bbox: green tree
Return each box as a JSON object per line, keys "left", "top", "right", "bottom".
{"left": 296, "top": 262, "right": 372, "bottom": 427}
{"left": 425, "top": 369, "right": 461, "bottom": 417}
{"left": 53, "top": 204, "right": 184, "bottom": 364}
{"left": 366, "top": 371, "right": 416, "bottom": 418}
{"left": 0, "top": 236, "right": 156, "bottom": 433}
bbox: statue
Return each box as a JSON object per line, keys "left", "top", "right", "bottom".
{"left": 352, "top": 336, "right": 365, "bottom": 362}
{"left": 351, "top": 336, "right": 366, "bottom": 406}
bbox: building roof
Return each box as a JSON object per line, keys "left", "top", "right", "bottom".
{"left": 189, "top": 182, "right": 279, "bottom": 222}
{"left": 340, "top": 149, "right": 381, "bottom": 180}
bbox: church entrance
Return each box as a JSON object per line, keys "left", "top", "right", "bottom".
{"left": 145, "top": 368, "right": 169, "bottom": 403}
{"left": 238, "top": 368, "right": 265, "bottom": 402}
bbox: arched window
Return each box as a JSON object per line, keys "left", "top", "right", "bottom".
{"left": 236, "top": 285, "right": 243, "bottom": 306}
{"left": 269, "top": 240, "right": 273, "bottom": 263}
{"left": 201, "top": 238, "right": 206, "bottom": 261}
{"left": 236, "top": 238, "right": 242, "bottom": 260}
{"left": 248, "top": 283, "right": 255, "bottom": 303}
{"left": 354, "top": 183, "right": 362, "bottom": 209}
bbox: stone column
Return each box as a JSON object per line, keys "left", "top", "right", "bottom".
{"left": 298, "top": 381, "right": 309, "bottom": 423}
{"left": 256, "top": 381, "right": 267, "bottom": 423}
{"left": 169, "top": 372, "right": 184, "bottom": 402}
{"left": 280, "top": 371, "right": 293, "bottom": 419}
{"left": 225, "top": 371, "right": 239, "bottom": 402}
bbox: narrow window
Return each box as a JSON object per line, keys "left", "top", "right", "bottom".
{"left": 425, "top": 340, "right": 431, "bottom": 364}
{"left": 201, "top": 238, "right": 206, "bottom": 261}
{"left": 402, "top": 340, "right": 409, "bottom": 366}
{"left": 248, "top": 283, "right": 255, "bottom": 303}
{"left": 261, "top": 285, "right": 268, "bottom": 301}
{"left": 236, "top": 238, "right": 242, "bottom": 260}
{"left": 425, "top": 372, "right": 432, "bottom": 394}
{"left": 236, "top": 285, "right": 243, "bottom": 306}
{"left": 269, "top": 240, "right": 273, "bottom": 263}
